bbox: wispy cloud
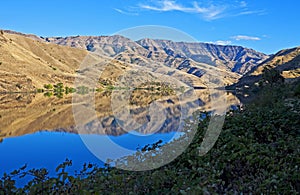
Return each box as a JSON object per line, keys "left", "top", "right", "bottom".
{"left": 114, "top": 1, "right": 266, "bottom": 21}
{"left": 136, "top": 0, "right": 264, "bottom": 20}
{"left": 114, "top": 8, "right": 138, "bottom": 16}
{"left": 235, "top": 10, "right": 266, "bottom": 17}
{"left": 139, "top": 0, "right": 226, "bottom": 20}
{"left": 231, "top": 35, "right": 261, "bottom": 41}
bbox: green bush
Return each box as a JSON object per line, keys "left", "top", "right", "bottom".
{"left": 43, "top": 92, "right": 53, "bottom": 97}
{"left": 43, "top": 84, "right": 53, "bottom": 90}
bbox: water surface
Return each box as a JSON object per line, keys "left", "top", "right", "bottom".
{"left": 0, "top": 89, "right": 240, "bottom": 179}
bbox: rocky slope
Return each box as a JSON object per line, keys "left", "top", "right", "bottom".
{"left": 233, "top": 46, "right": 300, "bottom": 88}
{"left": 137, "top": 38, "right": 269, "bottom": 74}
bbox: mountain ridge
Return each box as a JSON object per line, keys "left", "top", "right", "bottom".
{"left": 1, "top": 29, "right": 269, "bottom": 77}
{"left": 8, "top": 29, "right": 300, "bottom": 92}
{"left": 42, "top": 34, "right": 269, "bottom": 75}
{"left": 136, "top": 38, "right": 268, "bottom": 74}
{"left": 0, "top": 30, "right": 235, "bottom": 91}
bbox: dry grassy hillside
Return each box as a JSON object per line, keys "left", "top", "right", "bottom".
{"left": 250, "top": 47, "right": 300, "bottom": 78}
{"left": 0, "top": 30, "right": 238, "bottom": 91}
{"left": 0, "top": 31, "right": 88, "bottom": 92}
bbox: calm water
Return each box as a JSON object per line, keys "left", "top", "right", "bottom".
{"left": 0, "top": 131, "right": 180, "bottom": 175}
{"left": 0, "top": 89, "right": 240, "bottom": 183}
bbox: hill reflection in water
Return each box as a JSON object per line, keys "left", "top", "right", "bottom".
{"left": 0, "top": 89, "right": 240, "bottom": 141}
{"left": 0, "top": 89, "right": 240, "bottom": 140}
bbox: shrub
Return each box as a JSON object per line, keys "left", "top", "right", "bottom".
{"left": 43, "top": 84, "right": 53, "bottom": 90}
{"left": 43, "top": 92, "right": 53, "bottom": 97}
{"left": 36, "top": 88, "right": 44, "bottom": 93}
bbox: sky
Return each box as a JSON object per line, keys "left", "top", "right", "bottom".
{"left": 0, "top": 0, "right": 299, "bottom": 54}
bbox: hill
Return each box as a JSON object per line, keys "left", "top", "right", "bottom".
{"left": 232, "top": 47, "right": 300, "bottom": 88}
{"left": 0, "top": 30, "right": 243, "bottom": 91}
{"left": 0, "top": 30, "right": 88, "bottom": 92}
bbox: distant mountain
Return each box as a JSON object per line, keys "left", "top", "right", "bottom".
{"left": 44, "top": 35, "right": 243, "bottom": 87}
{"left": 0, "top": 29, "right": 272, "bottom": 90}
{"left": 136, "top": 38, "right": 268, "bottom": 74}
{"left": 233, "top": 46, "right": 300, "bottom": 88}
{"left": 45, "top": 35, "right": 268, "bottom": 75}
{"left": 43, "top": 34, "right": 272, "bottom": 87}
{"left": 44, "top": 35, "right": 141, "bottom": 56}
{"left": 0, "top": 30, "right": 230, "bottom": 94}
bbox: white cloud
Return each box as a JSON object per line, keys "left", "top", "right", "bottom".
{"left": 139, "top": 0, "right": 226, "bottom": 20}
{"left": 231, "top": 35, "right": 261, "bottom": 41}
{"left": 207, "top": 35, "right": 262, "bottom": 46}
{"left": 210, "top": 40, "right": 232, "bottom": 45}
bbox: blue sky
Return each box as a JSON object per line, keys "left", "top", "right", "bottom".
{"left": 0, "top": 0, "right": 299, "bottom": 54}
